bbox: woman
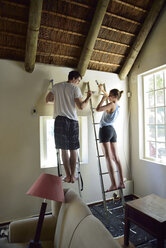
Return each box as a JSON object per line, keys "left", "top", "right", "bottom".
{"left": 96, "top": 86, "right": 125, "bottom": 192}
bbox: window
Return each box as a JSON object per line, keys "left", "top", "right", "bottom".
{"left": 39, "top": 116, "right": 88, "bottom": 168}
{"left": 138, "top": 65, "right": 166, "bottom": 164}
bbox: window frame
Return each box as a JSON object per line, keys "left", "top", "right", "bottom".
{"left": 138, "top": 65, "right": 166, "bottom": 165}
{"left": 39, "top": 116, "right": 88, "bottom": 168}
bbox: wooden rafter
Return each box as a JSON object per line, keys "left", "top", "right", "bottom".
{"left": 90, "top": 60, "right": 121, "bottom": 67}
{"left": 77, "top": 0, "right": 110, "bottom": 76}
{"left": 2, "top": 0, "right": 141, "bottom": 27}
{"left": 112, "top": 0, "right": 147, "bottom": 13}
{"left": 97, "top": 37, "right": 130, "bottom": 47}
{"left": 1, "top": 16, "right": 131, "bottom": 59}
{"left": 0, "top": 45, "right": 24, "bottom": 53}
{"left": 101, "top": 25, "right": 135, "bottom": 36}
{"left": 62, "top": 0, "right": 141, "bottom": 26}
{"left": 0, "top": 31, "right": 126, "bottom": 59}
{"left": 25, "top": 0, "right": 43, "bottom": 72}
{"left": 106, "top": 12, "right": 141, "bottom": 26}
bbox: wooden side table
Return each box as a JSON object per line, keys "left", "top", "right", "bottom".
{"left": 124, "top": 194, "right": 166, "bottom": 248}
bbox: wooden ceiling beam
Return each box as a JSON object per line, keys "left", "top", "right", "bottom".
{"left": 25, "top": 0, "right": 43, "bottom": 72}
{"left": 77, "top": 0, "right": 110, "bottom": 76}
{"left": 119, "top": 0, "right": 165, "bottom": 80}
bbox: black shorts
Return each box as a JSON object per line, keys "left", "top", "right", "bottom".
{"left": 99, "top": 125, "right": 117, "bottom": 143}
{"left": 54, "top": 116, "right": 80, "bottom": 150}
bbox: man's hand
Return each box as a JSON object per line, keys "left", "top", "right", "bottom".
{"left": 46, "top": 92, "right": 54, "bottom": 103}
{"left": 87, "top": 90, "right": 92, "bottom": 98}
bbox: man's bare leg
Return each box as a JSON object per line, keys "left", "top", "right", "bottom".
{"left": 70, "top": 149, "right": 77, "bottom": 183}
{"left": 61, "top": 149, "right": 71, "bottom": 183}
{"left": 101, "top": 143, "right": 117, "bottom": 192}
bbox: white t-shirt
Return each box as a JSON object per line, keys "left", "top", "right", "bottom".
{"left": 51, "top": 81, "right": 82, "bottom": 121}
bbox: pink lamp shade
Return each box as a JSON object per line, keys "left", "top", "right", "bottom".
{"left": 27, "top": 173, "right": 64, "bottom": 202}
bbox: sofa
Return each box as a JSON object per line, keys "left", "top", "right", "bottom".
{"left": 0, "top": 188, "right": 122, "bottom": 248}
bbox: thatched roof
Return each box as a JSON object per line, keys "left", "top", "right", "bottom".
{"left": 0, "top": 0, "right": 165, "bottom": 78}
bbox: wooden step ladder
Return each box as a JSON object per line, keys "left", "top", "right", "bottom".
{"left": 48, "top": 79, "right": 83, "bottom": 197}
{"left": 86, "top": 82, "right": 125, "bottom": 216}
{"left": 56, "top": 149, "right": 83, "bottom": 197}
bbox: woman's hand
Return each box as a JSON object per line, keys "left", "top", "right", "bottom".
{"left": 102, "top": 95, "right": 108, "bottom": 101}
{"left": 98, "top": 84, "right": 109, "bottom": 97}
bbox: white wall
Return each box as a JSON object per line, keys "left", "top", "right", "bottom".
{"left": 128, "top": 5, "right": 166, "bottom": 198}
{"left": 0, "top": 60, "right": 129, "bottom": 222}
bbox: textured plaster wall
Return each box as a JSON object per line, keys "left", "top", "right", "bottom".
{"left": 0, "top": 60, "right": 129, "bottom": 222}
{"left": 128, "top": 5, "right": 166, "bottom": 198}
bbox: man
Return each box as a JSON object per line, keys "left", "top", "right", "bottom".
{"left": 46, "top": 70, "right": 92, "bottom": 183}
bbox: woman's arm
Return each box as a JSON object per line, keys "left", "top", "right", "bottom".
{"left": 96, "top": 96, "right": 113, "bottom": 112}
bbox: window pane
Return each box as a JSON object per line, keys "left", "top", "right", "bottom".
{"left": 155, "top": 72, "right": 163, "bottom": 89}
{"left": 156, "top": 107, "right": 165, "bottom": 124}
{"left": 145, "top": 108, "right": 155, "bottom": 124}
{"left": 144, "top": 75, "right": 154, "bottom": 92}
{"left": 146, "top": 125, "right": 155, "bottom": 141}
{"left": 146, "top": 141, "right": 156, "bottom": 158}
{"left": 156, "top": 90, "right": 164, "bottom": 106}
{"left": 156, "top": 125, "right": 165, "bottom": 142}
{"left": 46, "top": 119, "right": 56, "bottom": 163}
{"left": 145, "top": 92, "right": 154, "bottom": 108}
{"left": 157, "top": 143, "right": 166, "bottom": 161}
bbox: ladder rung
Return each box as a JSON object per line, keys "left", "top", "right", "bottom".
{"left": 59, "top": 162, "right": 80, "bottom": 166}
{"left": 101, "top": 172, "right": 109, "bottom": 175}
{"left": 104, "top": 189, "right": 119, "bottom": 194}
{"left": 93, "top": 122, "right": 100, "bottom": 125}
{"left": 100, "top": 170, "right": 119, "bottom": 175}
{"left": 98, "top": 155, "right": 104, "bottom": 158}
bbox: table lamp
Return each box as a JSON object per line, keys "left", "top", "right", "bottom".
{"left": 26, "top": 173, "right": 64, "bottom": 248}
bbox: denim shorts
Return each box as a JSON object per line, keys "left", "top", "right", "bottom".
{"left": 54, "top": 116, "right": 80, "bottom": 150}
{"left": 99, "top": 125, "right": 117, "bottom": 143}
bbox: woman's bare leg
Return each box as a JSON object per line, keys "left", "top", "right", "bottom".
{"left": 110, "top": 143, "right": 125, "bottom": 189}
{"left": 101, "top": 142, "right": 117, "bottom": 191}
{"left": 61, "top": 150, "right": 71, "bottom": 182}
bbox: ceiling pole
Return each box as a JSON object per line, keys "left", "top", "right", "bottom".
{"left": 119, "top": 0, "right": 165, "bottom": 80}
{"left": 25, "top": 0, "right": 43, "bottom": 73}
{"left": 77, "top": 0, "right": 110, "bottom": 77}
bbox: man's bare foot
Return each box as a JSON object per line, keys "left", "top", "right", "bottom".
{"left": 63, "top": 176, "right": 71, "bottom": 183}
{"left": 106, "top": 185, "right": 117, "bottom": 192}
{"left": 70, "top": 176, "right": 77, "bottom": 183}
{"left": 117, "top": 182, "right": 125, "bottom": 189}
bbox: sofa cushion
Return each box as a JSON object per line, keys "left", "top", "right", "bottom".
{"left": 9, "top": 215, "right": 56, "bottom": 243}
{"left": 54, "top": 188, "right": 92, "bottom": 248}
{"left": 69, "top": 215, "right": 121, "bottom": 248}
{"left": 0, "top": 237, "right": 53, "bottom": 248}
{"left": 51, "top": 200, "right": 62, "bottom": 218}
{"left": 0, "top": 237, "right": 27, "bottom": 248}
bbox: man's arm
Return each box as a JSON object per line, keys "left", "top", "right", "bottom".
{"left": 75, "top": 91, "right": 92, "bottom": 110}
{"left": 46, "top": 92, "right": 54, "bottom": 104}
